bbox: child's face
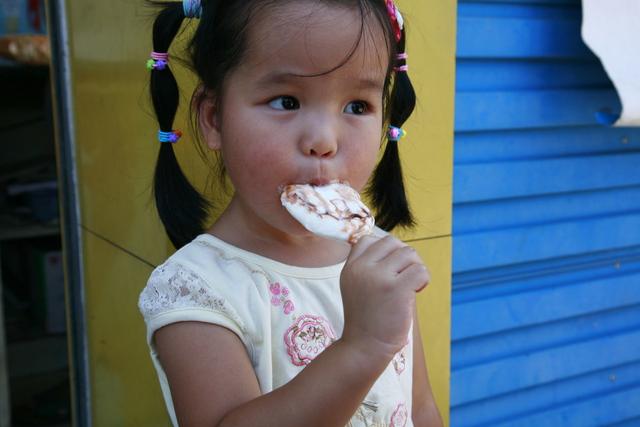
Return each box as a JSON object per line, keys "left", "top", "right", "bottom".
{"left": 202, "top": 1, "right": 389, "bottom": 239}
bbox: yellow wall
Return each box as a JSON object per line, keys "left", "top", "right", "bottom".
{"left": 398, "top": 2, "right": 456, "bottom": 424}
{"left": 62, "top": 0, "right": 455, "bottom": 425}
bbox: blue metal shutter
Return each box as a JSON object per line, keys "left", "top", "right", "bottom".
{"left": 451, "top": 0, "right": 640, "bottom": 425}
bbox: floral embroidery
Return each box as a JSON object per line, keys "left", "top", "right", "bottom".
{"left": 284, "top": 314, "right": 337, "bottom": 366}
{"left": 393, "top": 346, "right": 407, "bottom": 375}
{"left": 390, "top": 403, "right": 408, "bottom": 427}
{"left": 283, "top": 300, "right": 295, "bottom": 315}
{"left": 269, "top": 282, "right": 282, "bottom": 295}
{"left": 269, "top": 282, "right": 295, "bottom": 315}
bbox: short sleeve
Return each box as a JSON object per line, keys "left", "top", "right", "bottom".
{"left": 138, "top": 261, "right": 251, "bottom": 355}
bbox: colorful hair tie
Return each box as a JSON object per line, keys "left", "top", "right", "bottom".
{"left": 394, "top": 52, "right": 408, "bottom": 72}
{"left": 146, "top": 51, "right": 169, "bottom": 71}
{"left": 183, "top": 0, "right": 201, "bottom": 18}
{"left": 157, "top": 130, "right": 183, "bottom": 143}
{"left": 388, "top": 125, "right": 406, "bottom": 142}
{"left": 385, "top": 0, "right": 404, "bottom": 42}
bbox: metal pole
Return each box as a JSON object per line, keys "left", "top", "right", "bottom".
{"left": 0, "top": 247, "right": 10, "bottom": 427}
{"left": 46, "top": 1, "right": 92, "bottom": 426}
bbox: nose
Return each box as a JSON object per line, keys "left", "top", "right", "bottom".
{"left": 307, "top": 141, "right": 336, "bottom": 158}
{"left": 300, "top": 113, "right": 338, "bottom": 159}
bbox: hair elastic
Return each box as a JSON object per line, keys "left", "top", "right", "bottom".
{"left": 146, "top": 51, "right": 169, "bottom": 71}
{"left": 388, "top": 125, "right": 406, "bottom": 142}
{"left": 386, "top": 0, "right": 404, "bottom": 42}
{"left": 158, "top": 130, "right": 183, "bottom": 143}
{"left": 394, "top": 53, "right": 408, "bottom": 72}
{"left": 183, "top": 0, "right": 202, "bottom": 18}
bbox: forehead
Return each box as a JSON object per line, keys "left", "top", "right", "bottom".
{"left": 239, "top": 1, "right": 390, "bottom": 83}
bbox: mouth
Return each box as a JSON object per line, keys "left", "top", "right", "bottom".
{"left": 309, "top": 177, "right": 333, "bottom": 186}
{"left": 277, "top": 179, "right": 347, "bottom": 194}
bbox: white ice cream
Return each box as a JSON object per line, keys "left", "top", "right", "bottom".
{"left": 280, "top": 182, "right": 375, "bottom": 244}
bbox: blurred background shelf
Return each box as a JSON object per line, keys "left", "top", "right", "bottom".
{"left": 0, "top": 17, "right": 69, "bottom": 427}
{"left": 0, "top": 2, "right": 69, "bottom": 425}
{"left": 0, "top": 216, "right": 59, "bottom": 242}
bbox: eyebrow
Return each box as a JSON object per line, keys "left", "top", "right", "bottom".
{"left": 255, "top": 71, "right": 385, "bottom": 91}
{"left": 354, "top": 76, "right": 386, "bottom": 91}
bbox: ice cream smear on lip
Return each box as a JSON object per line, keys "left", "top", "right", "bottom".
{"left": 280, "top": 181, "right": 375, "bottom": 244}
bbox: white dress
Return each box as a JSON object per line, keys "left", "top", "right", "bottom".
{"left": 138, "top": 233, "right": 414, "bottom": 427}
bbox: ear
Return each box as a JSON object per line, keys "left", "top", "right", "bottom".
{"left": 195, "top": 86, "right": 222, "bottom": 151}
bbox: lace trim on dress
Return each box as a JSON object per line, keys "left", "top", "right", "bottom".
{"left": 138, "top": 262, "right": 245, "bottom": 332}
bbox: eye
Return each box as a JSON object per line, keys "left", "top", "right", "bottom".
{"left": 268, "top": 96, "right": 300, "bottom": 110}
{"left": 344, "top": 101, "right": 368, "bottom": 115}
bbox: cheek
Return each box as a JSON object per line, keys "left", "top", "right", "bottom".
{"left": 221, "top": 133, "right": 293, "bottom": 195}
{"left": 224, "top": 142, "right": 286, "bottom": 176}
{"left": 221, "top": 112, "right": 290, "bottom": 172}
{"left": 347, "top": 141, "right": 381, "bottom": 191}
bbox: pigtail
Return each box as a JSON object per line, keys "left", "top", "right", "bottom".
{"left": 149, "top": 2, "right": 211, "bottom": 249}
{"left": 368, "top": 25, "right": 417, "bottom": 231}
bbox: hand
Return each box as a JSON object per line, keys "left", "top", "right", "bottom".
{"left": 339, "top": 234, "right": 430, "bottom": 359}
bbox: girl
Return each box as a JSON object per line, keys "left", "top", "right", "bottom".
{"left": 138, "top": 1, "right": 443, "bottom": 426}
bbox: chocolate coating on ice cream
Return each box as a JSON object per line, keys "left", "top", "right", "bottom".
{"left": 280, "top": 182, "right": 375, "bottom": 244}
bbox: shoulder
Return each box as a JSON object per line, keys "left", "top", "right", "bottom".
{"left": 138, "top": 261, "right": 224, "bottom": 317}
{"left": 138, "top": 261, "right": 248, "bottom": 332}
{"left": 138, "top": 237, "right": 270, "bottom": 341}
{"left": 145, "top": 234, "right": 268, "bottom": 298}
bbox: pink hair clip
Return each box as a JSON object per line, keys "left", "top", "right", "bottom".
{"left": 386, "top": 0, "right": 404, "bottom": 42}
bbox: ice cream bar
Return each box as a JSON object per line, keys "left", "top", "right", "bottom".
{"left": 280, "top": 182, "right": 375, "bottom": 244}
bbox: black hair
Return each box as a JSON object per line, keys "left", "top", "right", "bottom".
{"left": 147, "top": 0, "right": 417, "bottom": 249}
{"left": 366, "top": 23, "right": 416, "bottom": 231}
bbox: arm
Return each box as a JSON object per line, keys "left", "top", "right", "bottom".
{"left": 155, "top": 234, "right": 427, "bottom": 427}
{"left": 411, "top": 303, "right": 444, "bottom": 427}
{"left": 155, "top": 321, "right": 393, "bottom": 427}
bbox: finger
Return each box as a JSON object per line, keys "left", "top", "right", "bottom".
{"left": 361, "top": 235, "right": 406, "bottom": 263}
{"left": 348, "top": 234, "right": 399, "bottom": 263}
{"left": 398, "top": 263, "right": 430, "bottom": 292}
{"left": 377, "top": 245, "right": 420, "bottom": 274}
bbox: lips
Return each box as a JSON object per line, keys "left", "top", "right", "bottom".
{"left": 300, "top": 165, "right": 343, "bottom": 187}
{"left": 309, "top": 177, "right": 335, "bottom": 186}
{"left": 278, "top": 178, "right": 344, "bottom": 191}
